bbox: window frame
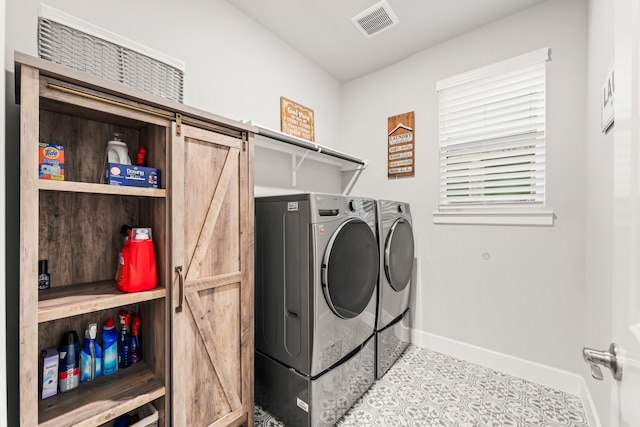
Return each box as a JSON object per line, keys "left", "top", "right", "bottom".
{"left": 433, "top": 48, "right": 554, "bottom": 226}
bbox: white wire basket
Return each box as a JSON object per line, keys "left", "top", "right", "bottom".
{"left": 37, "top": 6, "right": 184, "bottom": 103}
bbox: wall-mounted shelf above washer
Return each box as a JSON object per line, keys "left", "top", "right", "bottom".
{"left": 250, "top": 123, "right": 368, "bottom": 195}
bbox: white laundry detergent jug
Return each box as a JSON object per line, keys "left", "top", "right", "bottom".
{"left": 106, "top": 132, "right": 132, "bottom": 165}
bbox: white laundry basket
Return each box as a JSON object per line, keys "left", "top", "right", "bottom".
{"left": 37, "top": 4, "right": 185, "bottom": 103}
{"left": 99, "top": 403, "right": 158, "bottom": 427}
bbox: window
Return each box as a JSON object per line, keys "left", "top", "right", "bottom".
{"left": 434, "top": 48, "right": 553, "bottom": 225}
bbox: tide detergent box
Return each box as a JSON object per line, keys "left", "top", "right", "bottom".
{"left": 40, "top": 347, "right": 58, "bottom": 399}
{"left": 39, "top": 143, "right": 65, "bottom": 180}
{"left": 105, "top": 163, "right": 160, "bottom": 188}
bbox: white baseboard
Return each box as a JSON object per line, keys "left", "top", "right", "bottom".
{"left": 411, "top": 328, "right": 601, "bottom": 425}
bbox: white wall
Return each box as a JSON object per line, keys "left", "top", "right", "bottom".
{"left": 584, "top": 0, "right": 614, "bottom": 422}
{"left": 341, "top": 0, "right": 588, "bottom": 374}
{"left": 4, "top": 0, "right": 342, "bottom": 142}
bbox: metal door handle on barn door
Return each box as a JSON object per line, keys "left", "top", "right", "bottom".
{"left": 175, "top": 266, "right": 184, "bottom": 313}
{"left": 583, "top": 343, "right": 622, "bottom": 381}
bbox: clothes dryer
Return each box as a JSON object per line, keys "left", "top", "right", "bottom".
{"left": 375, "top": 199, "right": 414, "bottom": 378}
{"left": 255, "top": 193, "right": 378, "bottom": 426}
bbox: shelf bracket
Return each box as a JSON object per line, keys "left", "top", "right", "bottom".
{"left": 342, "top": 167, "right": 365, "bottom": 195}
{"left": 291, "top": 150, "right": 310, "bottom": 187}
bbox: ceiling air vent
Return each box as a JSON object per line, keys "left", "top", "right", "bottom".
{"left": 351, "top": 0, "right": 399, "bottom": 38}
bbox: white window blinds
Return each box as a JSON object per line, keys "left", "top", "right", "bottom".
{"left": 437, "top": 48, "right": 550, "bottom": 209}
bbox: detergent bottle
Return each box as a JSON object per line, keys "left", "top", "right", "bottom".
{"left": 80, "top": 323, "right": 102, "bottom": 382}
{"left": 102, "top": 317, "right": 119, "bottom": 376}
{"left": 106, "top": 132, "right": 132, "bottom": 165}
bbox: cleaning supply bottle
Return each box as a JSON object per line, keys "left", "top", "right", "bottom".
{"left": 136, "top": 146, "right": 147, "bottom": 166}
{"left": 106, "top": 132, "right": 132, "bottom": 165}
{"left": 58, "top": 330, "right": 80, "bottom": 392}
{"left": 80, "top": 323, "right": 102, "bottom": 382}
{"left": 38, "top": 259, "right": 50, "bottom": 290}
{"left": 102, "top": 317, "right": 119, "bottom": 376}
{"left": 118, "top": 311, "right": 132, "bottom": 369}
{"left": 116, "top": 227, "right": 157, "bottom": 293}
{"left": 131, "top": 314, "right": 142, "bottom": 364}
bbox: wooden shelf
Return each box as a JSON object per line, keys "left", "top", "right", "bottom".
{"left": 38, "top": 180, "right": 166, "bottom": 198}
{"left": 38, "top": 280, "right": 166, "bottom": 323}
{"left": 38, "top": 362, "right": 165, "bottom": 427}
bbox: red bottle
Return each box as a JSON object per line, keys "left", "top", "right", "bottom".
{"left": 116, "top": 228, "right": 157, "bottom": 293}
{"left": 136, "top": 146, "right": 147, "bottom": 166}
{"left": 131, "top": 315, "right": 142, "bottom": 364}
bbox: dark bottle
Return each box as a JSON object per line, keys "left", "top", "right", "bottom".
{"left": 118, "top": 310, "right": 132, "bottom": 369}
{"left": 38, "top": 260, "right": 50, "bottom": 290}
{"left": 58, "top": 331, "right": 80, "bottom": 392}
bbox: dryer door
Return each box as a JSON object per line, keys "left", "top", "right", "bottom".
{"left": 384, "top": 218, "right": 415, "bottom": 292}
{"left": 321, "top": 218, "right": 379, "bottom": 319}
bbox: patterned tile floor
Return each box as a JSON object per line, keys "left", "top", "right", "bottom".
{"left": 254, "top": 345, "right": 589, "bottom": 427}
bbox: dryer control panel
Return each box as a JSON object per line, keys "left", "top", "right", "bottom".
{"left": 343, "top": 197, "right": 375, "bottom": 215}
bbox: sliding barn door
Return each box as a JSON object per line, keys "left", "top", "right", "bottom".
{"left": 171, "top": 122, "right": 254, "bottom": 426}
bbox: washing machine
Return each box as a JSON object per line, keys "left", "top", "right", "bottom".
{"left": 375, "top": 199, "right": 414, "bottom": 378}
{"left": 254, "top": 192, "right": 378, "bottom": 427}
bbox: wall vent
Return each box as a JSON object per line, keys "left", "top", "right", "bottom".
{"left": 351, "top": 0, "right": 399, "bottom": 38}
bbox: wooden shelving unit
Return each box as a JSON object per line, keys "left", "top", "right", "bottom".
{"left": 16, "top": 51, "right": 255, "bottom": 427}
{"left": 18, "top": 52, "right": 171, "bottom": 427}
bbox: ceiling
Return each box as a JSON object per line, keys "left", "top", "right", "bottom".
{"left": 225, "top": 0, "right": 547, "bottom": 81}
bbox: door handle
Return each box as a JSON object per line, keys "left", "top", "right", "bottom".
{"left": 175, "top": 266, "right": 184, "bottom": 313}
{"left": 583, "top": 343, "right": 622, "bottom": 381}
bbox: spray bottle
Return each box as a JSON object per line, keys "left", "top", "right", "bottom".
{"left": 80, "top": 323, "right": 102, "bottom": 382}
{"left": 131, "top": 314, "right": 142, "bottom": 364}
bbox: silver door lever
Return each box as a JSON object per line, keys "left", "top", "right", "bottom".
{"left": 582, "top": 343, "right": 622, "bottom": 381}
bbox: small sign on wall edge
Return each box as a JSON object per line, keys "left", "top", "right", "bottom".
{"left": 602, "top": 59, "right": 614, "bottom": 134}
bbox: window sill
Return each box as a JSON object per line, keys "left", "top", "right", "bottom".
{"left": 432, "top": 210, "right": 555, "bottom": 226}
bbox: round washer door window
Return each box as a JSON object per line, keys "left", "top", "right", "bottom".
{"left": 322, "top": 218, "right": 379, "bottom": 319}
{"left": 384, "top": 219, "right": 414, "bottom": 292}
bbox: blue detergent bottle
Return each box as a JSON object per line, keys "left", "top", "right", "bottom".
{"left": 102, "top": 317, "right": 119, "bottom": 376}
{"left": 80, "top": 323, "right": 102, "bottom": 382}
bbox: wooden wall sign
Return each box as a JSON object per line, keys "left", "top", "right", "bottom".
{"left": 280, "top": 96, "right": 315, "bottom": 142}
{"left": 388, "top": 112, "right": 415, "bottom": 178}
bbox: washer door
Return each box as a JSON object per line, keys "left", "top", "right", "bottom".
{"left": 384, "top": 218, "right": 415, "bottom": 292}
{"left": 321, "top": 218, "right": 379, "bottom": 319}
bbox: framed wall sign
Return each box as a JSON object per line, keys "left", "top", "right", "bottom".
{"left": 280, "top": 96, "right": 315, "bottom": 142}
{"left": 388, "top": 112, "right": 415, "bottom": 178}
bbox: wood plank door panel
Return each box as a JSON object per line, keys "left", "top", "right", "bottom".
{"left": 172, "top": 123, "right": 253, "bottom": 427}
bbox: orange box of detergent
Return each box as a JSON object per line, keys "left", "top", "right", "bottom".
{"left": 39, "top": 143, "right": 65, "bottom": 180}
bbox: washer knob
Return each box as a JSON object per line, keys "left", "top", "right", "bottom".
{"left": 348, "top": 200, "right": 356, "bottom": 212}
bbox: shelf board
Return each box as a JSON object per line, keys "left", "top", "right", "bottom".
{"left": 38, "top": 280, "right": 166, "bottom": 323}
{"left": 38, "top": 362, "right": 164, "bottom": 427}
{"left": 38, "top": 180, "right": 166, "bottom": 198}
